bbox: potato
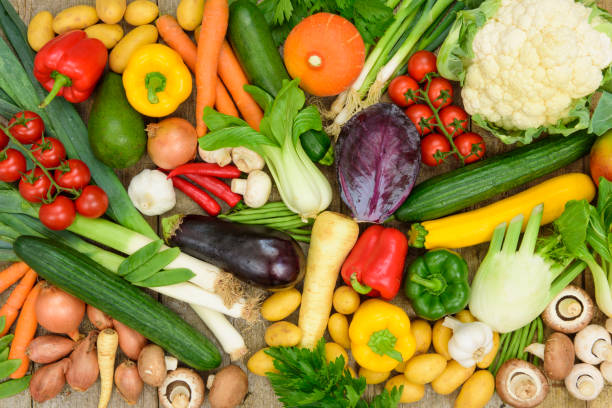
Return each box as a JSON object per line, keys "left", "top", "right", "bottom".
{"left": 177, "top": 0, "right": 205, "bottom": 31}
{"left": 124, "top": 0, "right": 159, "bottom": 26}
{"left": 27, "top": 11, "right": 55, "bottom": 51}
{"left": 455, "top": 370, "right": 495, "bottom": 408}
{"left": 348, "top": 366, "right": 357, "bottom": 378}
{"left": 324, "top": 342, "right": 348, "bottom": 367}
{"left": 385, "top": 375, "right": 425, "bottom": 403}
{"left": 432, "top": 319, "right": 452, "bottom": 360}
{"left": 455, "top": 309, "right": 477, "bottom": 323}
{"left": 394, "top": 360, "right": 407, "bottom": 373}
{"left": 403, "top": 353, "right": 447, "bottom": 384}
{"left": 261, "top": 288, "right": 301, "bottom": 321}
{"left": 264, "top": 322, "right": 302, "bottom": 347}
{"left": 109, "top": 25, "right": 158, "bottom": 73}
{"left": 96, "top": 0, "right": 125, "bottom": 24}
{"left": 247, "top": 348, "right": 278, "bottom": 377}
{"left": 358, "top": 367, "right": 390, "bottom": 385}
{"left": 411, "top": 319, "right": 432, "bottom": 354}
{"left": 431, "top": 360, "right": 475, "bottom": 395}
{"left": 477, "top": 331, "right": 499, "bottom": 369}
{"left": 332, "top": 286, "right": 360, "bottom": 314}
{"left": 85, "top": 24, "right": 123, "bottom": 49}
{"left": 328, "top": 313, "right": 350, "bottom": 349}
{"left": 52, "top": 5, "right": 99, "bottom": 35}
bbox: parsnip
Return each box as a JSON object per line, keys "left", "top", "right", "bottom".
{"left": 97, "top": 329, "right": 119, "bottom": 408}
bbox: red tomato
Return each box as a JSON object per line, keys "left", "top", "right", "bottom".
{"left": 405, "top": 104, "right": 435, "bottom": 135}
{"left": 407, "top": 50, "right": 437, "bottom": 82}
{"left": 9, "top": 111, "right": 44, "bottom": 144}
{"left": 0, "top": 129, "right": 8, "bottom": 150}
{"left": 427, "top": 77, "right": 453, "bottom": 109}
{"left": 0, "top": 149, "right": 26, "bottom": 182}
{"left": 75, "top": 185, "right": 108, "bottom": 218}
{"left": 455, "top": 132, "right": 485, "bottom": 164}
{"left": 439, "top": 106, "right": 468, "bottom": 137}
{"left": 39, "top": 196, "right": 76, "bottom": 231}
{"left": 32, "top": 137, "right": 66, "bottom": 168}
{"left": 19, "top": 167, "right": 55, "bottom": 203}
{"left": 388, "top": 75, "right": 420, "bottom": 107}
{"left": 54, "top": 159, "right": 91, "bottom": 189}
{"left": 421, "top": 133, "right": 451, "bottom": 167}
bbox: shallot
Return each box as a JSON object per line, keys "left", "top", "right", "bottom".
{"left": 66, "top": 331, "right": 99, "bottom": 391}
{"left": 26, "top": 335, "right": 75, "bottom": 364}
{"left": 35, "top": 283, "right": 85, "bottom": 341}
{"left": 113, "top": 319, "right": 148, "bottom": 360}
{"left": 87, "top": 305, "right": 113, "bottom": 330}
{"left": 115, "top": 360, "right": 144, "bottom": 404}
{"left": 29, "top": 358, "right": 71, "bottom": 402}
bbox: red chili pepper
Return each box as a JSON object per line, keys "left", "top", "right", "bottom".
{"left": 171, "top": 177, "right": 221, "bottom": 216}
{"left": 186, "top": 174, "right": 242, "bottom": 207}
{"left": 340, "top": 225, "right": 408, "bottom": 300}
{"left": 34, "top": 31, "right": 108, "bottom": 107}
{"left": 167, "top": 163, "right": 242, "bottom": 179}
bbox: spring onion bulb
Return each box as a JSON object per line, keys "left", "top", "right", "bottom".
{"left": 191, "top": 305, "right": 248, "bottom": 361}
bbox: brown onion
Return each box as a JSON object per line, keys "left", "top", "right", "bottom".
{"left": 30, "top": 358, "right": 71, "bottom": 402}
{"left": 86, "top": 305, "right": 113, "bottom": 330}
{"left": 115, "top": 360, "right": 144, "bottom": 404}
{"left": 35, "top": 283, "right": 85, "bottom": 341}
{"left": 27, "top": 335, "right": 75, "bottom": 364}
{"left": 113, "top": 319, "right": 148, "bottom": 360}
{"left": 146, "top": 117, "right": 197, "bottom": 169}
{"left": 66, "top": 330, "right": 99, "bottom": 391}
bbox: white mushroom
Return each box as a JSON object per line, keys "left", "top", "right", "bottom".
{"left": 605, "top": 318, "right": 612, "bottom": 334}
{"left": 231, "top": 170, "right": 271, "bottom": 208}
{"left": 565, "top": 363, "right": 604, "bottom": 401}
{"left": 199, "top": 147, "right": 233, "bottom": 167}
{"left": 232, "top": 147, "right": 265, "bottom": 173}
{"left": 158, "top": 368, "right": 205, "bottom": 408}
{"left": 524, "top": 332, "right": 575, "bottom": 380}
{"left": 495, "top": 359, "right": 549, "bottom": 408}
{"left": 574, "top": 324, "right": 612, "bottom": 364}
{"left": 137, "top": 344, "right": 179, "bottom": 387}
{"left": 600, "top": 361, "right": 612, "bottom": 383}
{"left": 541, "top": 285, "right": 594, "bottom": 334}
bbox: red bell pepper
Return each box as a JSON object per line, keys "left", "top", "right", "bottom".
{"left": 341, "top": 225, "right": 408, "bottom": 300}
{"left": 34, "top": 31, "right": 107, "bottom": 108}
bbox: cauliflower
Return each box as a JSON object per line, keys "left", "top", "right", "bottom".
{"left": 437, "top": 0, "right": 612, "bottom": 143}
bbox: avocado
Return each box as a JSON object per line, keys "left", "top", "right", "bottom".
{"left": 88, "top": 72, "right": 145, "bottom": 169}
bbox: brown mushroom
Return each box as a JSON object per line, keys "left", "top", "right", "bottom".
{"left": 207, "top": 365, "right": 249, "bottom": 408}
{"left": 541, "top": 285, "right": 594, "bottom": 333}
{"left": 523, "top": 332, "right": 575, "bottom": 380}
{"left": 565, "top": 363, "right": 604, "bottom": 401}
{"left": 574, "top": 324, "right": 612, "bottom": 365}
{"left": 158, "top": 368, "right": 205, "bottom": 408}
{"left": 495, "top": 359, "right": 549, "bottom": 408}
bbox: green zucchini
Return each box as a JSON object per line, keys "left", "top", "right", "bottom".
{"left": 14, "top": 236, "right": 221, "bottom": 371}
{"left": 395, "top": 132, "right": 596, "bottom": 222}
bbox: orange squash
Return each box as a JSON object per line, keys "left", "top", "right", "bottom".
{"left": 283, "top": 13, "right": 365, "bottom": 97}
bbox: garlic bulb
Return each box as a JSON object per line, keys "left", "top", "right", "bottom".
{"left": 443, "top": 316, "right": 493, "bottom": 368}
{"left": 128, "top": 169, "right": 176, "bottom": 216}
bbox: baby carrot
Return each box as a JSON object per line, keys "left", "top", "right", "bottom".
{"left": 9, "top": 280, "right": 42, "bottom": 379}
{"left": 0, "top": 269, "right": 37, "bottom": 336}
{"left": 0, "top": 262, "right": 29, "bottom": 294}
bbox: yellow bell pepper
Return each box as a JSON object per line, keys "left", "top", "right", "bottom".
{"left": 349, "top": 299, "right": 416, "bottom": 373}
{"left": 122, "top": 43, "right": 192, "bottom": 117}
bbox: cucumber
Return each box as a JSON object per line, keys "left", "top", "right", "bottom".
{"left": 88, "top": 72, "right": 146, "bottom": 169}
{"left": 396, "top": 132, "right": 596, "bottom": 222}
{"left": 14, "top": 236, "right": 221, "bottom": 371}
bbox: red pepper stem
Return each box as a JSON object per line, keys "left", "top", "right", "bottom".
{"left": 410, "top": 274, "right": 446, "bottom": 295}
{"left": 39, "top": 72, "right": 72, "bottom": 108}
{"left": 350, "top": 273, "right": 372, "bottom": 295}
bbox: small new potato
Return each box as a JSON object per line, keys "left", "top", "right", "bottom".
{"left": 85, "top": 24, "right": 123, "bottom": 49}
{"left": 455, "top": 370, "right": 495, "bottom": 408}
{"left": 403, "top": 353, "right": 447, "bottom": 384}
{"left": 265, "top": 322, "right": 302, "bottom": 347}
{"left": 124, "top": 1, "right": 159, "bottom": 26}
{"left": 177, "top": 0, "right": 205, "bottom": 31}
{"left": 394, "top": 360, "right": 407, "bottom": 373}
{"left": 455, "top": 309, "right": 477, "bottom": 323}
{"left": 28, "top": 11, "right": 54, "bottom": 51}
{"left": 385, "top": 375, "right": 425, "bottom": 403}
{"left": 109, "top": 25, "right": 158, "bottom": 73}
{"left": 261, "top": 288, "right": 301, "bottom": 321}
{"left": 328, "top": 313, "right": 350, "bottom": 349}
{"left": 325, "top": 343, "right": 348, "bottom": 367}
{"left": 431, "top": 360, "right": 475, "bottom": 395}
{"left": 52, "top": 5, "right": 99, "bottom": 34}
{"left": 411, "top": 320, "right": 432, "bottom": 354}
{"left": 477, "top": 332, "right": 499, "bottom": 369}
{"left": 247, "top": 348, "right": 278, "bottom": 377}
{"left": 359, "top": 367, "right": 390, "bottom": 385}
{"left": 332, "top": 286, "right": 360, "bottom": 314}
{"left": 432, "top": 319, "right": 452, "bottom": 360}
{"left": 96, "top": 0, "right": 125, "bottom": 24}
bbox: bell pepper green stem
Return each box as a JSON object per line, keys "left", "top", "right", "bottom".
{"left": 39, "top": 71, "right": 72, "bottom": 108}
{"left": 410, "top": 273, "right": 446, "bottom": 294}
{"left": 350, "top": 273, "right": 372, "bottom": 295}
{"left": 368, "top": 329, "right": 403, "bottom": 363}
{"left": 145, "top": 72, "right": 166, "bottom": 104}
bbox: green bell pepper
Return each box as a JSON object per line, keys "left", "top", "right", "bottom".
{"left": 404, "top": 249, "right": 470, "bottom": 320}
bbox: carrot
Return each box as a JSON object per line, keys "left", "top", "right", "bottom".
{"left": 0, "top": 262, "right": 29, "bottom": 294}
{"left": 9, "top": 281, "right": 42, "bottom": 379}
{"left": 97, "top": 328, "right": 119, "bottom": 408}
{"left": 195, "top": 0, "right": 229, "bottom": 137}
{"left": 215, "top": 80, "right": 239, "bottom": 117}
{"left": 0, "top": 269, "right": 38, "bottom": 336}
{"left": 298, "top": 212, "right": 359, "bottom": 348}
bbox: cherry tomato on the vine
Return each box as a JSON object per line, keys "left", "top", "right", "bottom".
{"left": 407, "top": 50, "right": 437, "bottom": 82}
{"left": 0, "top": 129, "right": 8, "bottom": 150}
{"left": 388, "top": 75, "right": 420, "bottom": 107}
{"left": 455, "top": 132, "right": 485, "bottom": 164}
{"left": 421, "top": 133, "right": 451, "bottom": 167}
{"left": 39, "top": 195, "right": 76, "bottom": 230}
{"left": 405, "top": 104, "right": 435, "bottom": 135}
{"left": 19, "top": 167, "right": 55, "bottom": 203}
{"left": 75, "top": 185, "right": 108, "bottom": 218}
{"left": 0, "top": 149, "right": 26, "bottom": 182}
{"left": 9, "top": 111, "right": 44, "bottom": 144}
{"left": 32, "top": 137, "right": 66, "bottom": 168}
{"left": 427, "top": 77, "right": 453, "bottom": 109}
{"left": 439, "top": 106, "right": 469, "bottom": 137}
{"left": 54, "top": 159, "right": 91, "bottom": 189}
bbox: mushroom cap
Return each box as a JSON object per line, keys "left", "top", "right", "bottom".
{"left": 208, "top": 365, "right": 249, "bottom": 408}
{"left": 574, "top": 324, "right": 612, "bottom": 365}
{"left": 495, "top": 359, "right": 549, "bottom": 408}
{"left": 543, "top": 332, "right": 575, "bottom": 380}
{"left": 542, "top": 285, "right": 594, "bottom": 334}
{"left": 158, "top": 368, "right": 205, "bottom": 408}
{"left": 565, "top": 363, "right": 604, "bottom": 401}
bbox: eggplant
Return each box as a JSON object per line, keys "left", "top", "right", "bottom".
{"left": 163, "top": 214, "right": 305, "bottom": 289}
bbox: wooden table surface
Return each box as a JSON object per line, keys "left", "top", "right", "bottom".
{"left": 1, "top": 0, "right": 611, "bottom": 406}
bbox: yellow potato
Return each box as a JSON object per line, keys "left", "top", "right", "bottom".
{"left": 109, "top": 25, "right": 158, "bottom": 73}
{"left": 394, "top": 360, "right": 407, "bottom": 373}
{"left": 348, "top": 366, "right": 357, "bottom": 378}
{"left": 177, "top": 0, "right": 205, "bottom": 31}
{"left": 325, "top": 342, "right": 348, "bottom": 367}
{"left": 411, "top": 319, "right": 432, "bottom": 354}
{"left": 124, "top": 0, "right": 159, "bottom": 26}
{"left": 455, "top": 370, "right": 495, "bottom": 408}
{"left": 247, "top": 348, "right": 278, "bottom": 376}
{"left": 385, "top": 375, "right": 425, "bottom": 404}
{"left": 52, "top": 5, "right": 98, "bottom": 35}
{"left": 27, "top": 11, "right": 55, "bottom": 51}
{"left": 264, "top": 322, "right": 302, "bottom": 347}
{"left": 332, "top": 286, "right": 360, "bottom": 315}
{"left": 432, "top": 319, "right": 452, "bottom": 360}
{"left": 328, "top": 313, "right": 350, "bottom": 349}
{"left": 456, "top": 309, "right": 477, "bottom": 323}
{"left": 431, "top": 360, "right": 475, "bottom": 395}
{"left": 477, "top": 331, "right": 499, "bottom": 369}
{"left": 359, "top": 367, "right": 390, "bottom": 385}
{"left": 261, "top": 288, "right": 301, "bottom": 321}
{"left": 85, "top": 24, "right": 123, "bottom": 49}
{"left": 404, "top": 353, "right": 447, "bottom": 384}
{"left": 96, "top": 0, "right": 125, "bottom": 24}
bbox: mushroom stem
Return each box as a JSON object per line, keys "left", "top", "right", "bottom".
{"left": 576, "top": 375, "right": 597, "bottom": 397}
{"left": 601, "top": 361, "right": 612, "bottom": 383}
{"left": 169, "top": 385, "right": 190, "bottom": 408}
{"left": 605, "top": 318, "right": 612, "bottom": 334}
{"left": 524, "top": 343, "right": 545, "bottom": 360}
{"left": 593, "top": 339, "right": 612, "bottom": 361}
{"left": 165, "top": 356, "right": 178, "bottom": 371}
{"left": 231, "top": 179, "right": 247, "bottom": 195}
{"left": 509, "top": 373, "right": 539, "bottom": 400}
{"left": 558, "top": 297, "right": 582, "bottom": 318}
